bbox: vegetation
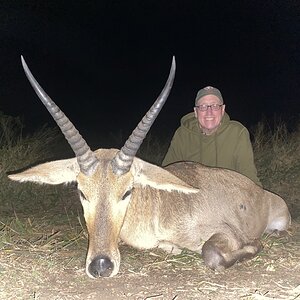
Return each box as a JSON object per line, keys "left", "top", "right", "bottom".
{"left": 252, "top": 119, "right": 300, "bottom": 218}
{"left": 0, "top": 111, "right": 69, "bottom": 213}
{"left": 0, "top": 111, "right": 299, "bottom": 216}
{"left": 0, "top": 112, "right": 299, "bottom": 299}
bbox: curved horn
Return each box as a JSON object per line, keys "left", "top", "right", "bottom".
{"left": 111, "top": 56, "right": 176, "bottom": 175}
{"left": 21, "top": 56, "right": 99, "bottom": 176}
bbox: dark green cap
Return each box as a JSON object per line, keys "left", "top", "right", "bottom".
{"left": 195, "top": 86, "right": 223, "bottom": 105}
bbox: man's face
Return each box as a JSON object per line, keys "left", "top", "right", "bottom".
{"left": 194, "top": 95, "right": 225, "bottom": 135}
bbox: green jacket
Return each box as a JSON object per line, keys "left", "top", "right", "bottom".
{"left": 162, "top": 112, "right": 261, "bottom": 186}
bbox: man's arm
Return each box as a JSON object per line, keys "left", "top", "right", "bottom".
{"left": 162, "top": 131, "right": 184, "bottom": 166}
{"left": 235, "top": 129, "right": 262, "bottom": 186}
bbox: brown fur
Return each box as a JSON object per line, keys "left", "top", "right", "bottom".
{"left": 8, "top": 149, "right": 291, "bottom": 278}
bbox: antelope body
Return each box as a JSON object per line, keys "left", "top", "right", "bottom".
{"left": 9, "top": 56, "right": 291, "bottom": 278}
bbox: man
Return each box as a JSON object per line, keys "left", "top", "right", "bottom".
{"left": 162, "top": 86, "right": 261, "bottom": 186}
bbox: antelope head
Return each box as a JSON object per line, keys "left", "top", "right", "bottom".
{"left": 9, "top": 56, "right": 186, "bottom": 278}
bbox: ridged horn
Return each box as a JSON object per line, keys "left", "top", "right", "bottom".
{"left": 21, "top": 56, "right": 99, "bottom": 176}
{"left": 111, "top": 56, "right": 176, "bottom": 175}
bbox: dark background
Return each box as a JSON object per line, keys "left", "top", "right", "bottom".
{"left": 0, "top": 1, "right": 299, "bottom": 143}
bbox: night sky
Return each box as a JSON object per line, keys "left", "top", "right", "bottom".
{"left": 0, "top": 1, "right": 299, "bottom": 143}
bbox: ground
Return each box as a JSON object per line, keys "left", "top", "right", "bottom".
{"left": 1, "top": 207, "right": 299, "bottom": 300}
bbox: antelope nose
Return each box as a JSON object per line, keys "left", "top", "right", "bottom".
{"left": 88, "top": 255, "right": 114, "bottom": 278}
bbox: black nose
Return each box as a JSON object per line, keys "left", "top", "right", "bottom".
{"left": 88, "top": 255, "right": 114, "bottom": 278}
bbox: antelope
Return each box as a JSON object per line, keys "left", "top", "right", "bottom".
{"left": 8, "top": 56, "right": 291, "bottom": 278}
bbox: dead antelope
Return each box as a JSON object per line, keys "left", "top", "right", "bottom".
{"left": 9, "top": 56, "right": 291, "bottom": 278}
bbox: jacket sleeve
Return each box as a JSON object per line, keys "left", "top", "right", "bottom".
{"left": 162, "top": 130, "right": 184, "bottom": 166}
{"left": 235, "top": 129, "right": 262, "bottom": 186}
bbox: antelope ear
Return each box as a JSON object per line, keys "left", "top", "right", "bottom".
{"left": 132, "top": 159, "right": 199, "bottom": 194}
{"left": 8, "top": 158, "right": 79, "bottom": 185}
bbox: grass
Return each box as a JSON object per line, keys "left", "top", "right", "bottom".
{"left": 0, "top": 111, "right": 72, "bottom": 213}
{"left": 0, "top": 213, "right": 86, "bottom": 251}
{"left": 0, "top": 112, "right": 299, "bottom": 299}
{"left": 252, "top": 119, "right": 300, "bottom": 218}
{"left": 2, "top": 110, "right": 299, "bottom": 216}
{"left": 252, "top": 120, "right": 300, "bottom": 185}
{"left": 0, "top": 111, "right": 299, "bottom": 229}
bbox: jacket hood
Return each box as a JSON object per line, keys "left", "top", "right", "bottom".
{"left": 180, "top": 112, "right": 230, "bottom": 136}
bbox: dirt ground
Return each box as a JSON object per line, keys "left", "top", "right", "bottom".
{"left": 1, "top": 213, "right": 299, "bottom": 300}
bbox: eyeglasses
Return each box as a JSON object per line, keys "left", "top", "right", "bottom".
{"left": 195, "top": 104, "right": 223, "bottom": 112}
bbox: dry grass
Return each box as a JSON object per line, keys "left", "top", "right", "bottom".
{"left": 0, "top": 213, "right": 86, "bottom": 252}
{"left": 0, "top": 211, "right": 87, "bottom": 299}
{"left": 0, "top": 112, "right": 69, "bottom": 214}
{"left": 0, "top": 113, "right": 300, "bottom": 299}
{"left": 252, "top": 120, "right": 300, "bottom": 218}
{"left": 253, "top": 121, "right": 300, "bottom": 184}
{"left": 0, "top": 215, "right": 299, "bottom": 299}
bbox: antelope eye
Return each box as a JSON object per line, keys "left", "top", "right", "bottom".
{"left": 121, "top": 188, "right": 133, "bottom": 201}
